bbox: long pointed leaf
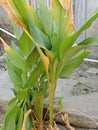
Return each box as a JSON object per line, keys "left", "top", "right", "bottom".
{"left": 1, "top": 105, "right": 20, "bottom": 130}
{"left": 6, "top": 48, "right": 26, "bottom": 71}
{"left": 19, "top": 31, "right": 34, "bottom": 57}
{"left": 3, "top": 0, "right": 50, "bottom": 75}
{"left": 39, "top": 0, "right": 57, "bottom": 36}
{"left": 61, "top": 45, "right": 88, "bottom": 68}
{"left": 26, "top": 60, "right": 44, "bottom": 88}
{"left": 79, "top": 37, "right": 98, "bottom": 46}
{"left": 16, "top": 108, "right": 24, "bottom": 130}
{"left": 60, "top": 51, "right": 90, "bottom": 78}
{"left": 60, "top": 9, "right": 98, "bottom": 59}
{"left": 7, "top": 59, "right": 23, "bottom": 86}
{"left": 26, "top": 47, "right": 39, "bottom": 70}
{"left": 8, "top": 0, "right": 30, "bottom": 28}
{"left": 8, "top": 0, "right": 51, "bottom": 50}
{"left": 50, "top": 0, "right": 74, "bottom": 42}
{"left": 76, "top": 9, "right": 98, "bottom": 39}
{"left": 0, "top": 38, "right": 27, "bottom": 70}
{"left": 27, "top": 3, "right": 45, "bottom": 33}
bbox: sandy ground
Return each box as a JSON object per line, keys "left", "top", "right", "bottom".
{"left": 0, "top": 54, "right": 98, "bottom": 129}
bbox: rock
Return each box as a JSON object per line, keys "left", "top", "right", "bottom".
{"left": 54, "top": 111, "right": 98, "bottom": 129}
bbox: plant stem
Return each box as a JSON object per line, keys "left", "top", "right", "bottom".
{"left": 49, "top": 82, "right": 56, "bottom": 125}
{"left": 38, "top": 124, "right": 43, "bottom": 130}
{"left": 34, "top": 95, "right": 44, "bottom": 130}
{"left": 47, "top": 64, "right": 57, "bottom": 126}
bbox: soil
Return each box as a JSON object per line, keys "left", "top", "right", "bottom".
{"left": 68, "top": 61, "right": 98, "bottom": 96}
{"left": 0, "top": 53, "right": 98, "bottom": 130}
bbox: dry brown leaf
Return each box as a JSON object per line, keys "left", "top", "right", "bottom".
{"left": 59, "top": 0, "right": 74, "bottom": 32}
{"left": 22, "top": 109, "right": 32, "bottom": 130}
{"left": 53, "top": 122, "right": 60, "bottom": 130}
{"left": 47, "top": 125, "right": 54, "bottom": 130}
{"left": 61, "top": 113, "right": 75, "bottom": 130}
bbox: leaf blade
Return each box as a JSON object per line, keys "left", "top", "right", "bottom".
{"left": 50, "top": 0, "right": 74, "bottom": 42}
{"left": 60, "top": 50, "right": 91, "bottom": 78}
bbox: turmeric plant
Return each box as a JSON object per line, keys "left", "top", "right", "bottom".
{"left": 0, "top": 0, "right": 98, "bottom": 130}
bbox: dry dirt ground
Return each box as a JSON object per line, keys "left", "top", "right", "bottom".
{"left": 0, "top": 54, "right": 98, "bottom": 129}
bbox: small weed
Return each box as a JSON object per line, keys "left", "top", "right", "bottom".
{"left": 54, "top": 96, "right": 64, "bottom": 110}
{"left": 70, "top": 85, "right": 77, "bottom": 95}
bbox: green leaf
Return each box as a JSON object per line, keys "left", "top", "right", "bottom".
{"left": 32, "top": 90, "right": 44, "bottom": 103}
{"left": 16, "top": 89, "right": 29, "bottom": 100}
{"left": 57, "top": 45, "right": 90, "bottom": 77}
{"left": 27, "top": 3, "right": 45, "bottom": 33}
{"left": 59, "top": 9, "right": 98, "bottom": 59}
{"left": 7, "top": 59, "right": 23, "bottom": 86}
{"left": 51, "top": 33, "right": 60, "bottom": 54}
{"left": 8, "top": 0, "right": 30, "bottom": 27}
{"left": 50, "top": 0, "right": 74, "bottom": 42}
{"left": 60, "top": 50, "right": 91, "bottom": 78}
{"left": 26, "top": 47, "right": 39, "bottom": 70}
{"left": 6, "top": 46, "right": 26, "bottom": 71}
{"left": 79, "top": 37, "right": 98, "bottom": 46}
{"left": 8, "top": 0, "right": 51, "bottom": 50}
{"left": 1, "top": 99, "right": 25, "bottom": 130}
{"left": 19, "top": 31, "right": 34, "bottom": 57}
{"left": 8, "top": 98, "right": 18, "bottom": 111}
{"left": 61, "top": 45, "right": 87, "bottom": 68}
{"left": 29, "top": 20, "right": 51, "bottom": 50}
{"left": 16, "top": 108, "right": 24, "bottom": 130}
{"left": 26, "top": 60, "right": 44, "bottom": 88}
{"left": 39, "top": 0, "right": 57, "bottom": 36}
{"left": 1, "top": 105, "right": 20, "bottom": 130}
{"left": 50, "top": 57, "right": 59, "bottom": 81}
{"left": 59, "top": 34, "right": 77, "bottom": 59}
{"left": 11, "top": 42, "right": 21, "bottom": 55}
{"left": 10, "top": 20, "right": 20, "bottom": 40}
{"left": 33, "top": 91, "right": 44, "bottom": 124}
{"left": 75, "top": 9, "right": 98, "bottom": 39}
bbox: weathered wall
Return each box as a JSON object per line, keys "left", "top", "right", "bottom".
{"left": 73, "top": 0, "right": 86, "bottom": 42}
{"left": 86, "top": 0, "right": 98, "bottom": 37}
